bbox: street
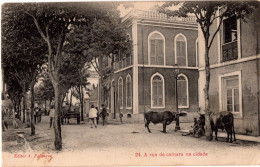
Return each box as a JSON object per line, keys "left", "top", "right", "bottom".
{"left": 2, "top": 115, "right": 260, "bottom": 166}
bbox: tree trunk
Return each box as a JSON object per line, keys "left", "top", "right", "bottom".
{"left": 69, "top": 89, "right": 73, "bottom": 111}
{"left": 23, "top": 88, "right": 26, "bottom": 123}
{"left": 30, "top": 84, "right": 35, "bottom": 135}
{"left": 53, "top": 84, "right": 62, "bottom": 150}
{"left": 80, "top": 86, "right": 84, "bottom": 121}
{"left": 204, "top": 43, "right": 212, "bottom": 139}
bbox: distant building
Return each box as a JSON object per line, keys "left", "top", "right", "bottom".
{"left": 198, "top": 8, "right": 260, "bottom": 136}
{"left": 103, "top": 10, "right": 199, "bottom": 122}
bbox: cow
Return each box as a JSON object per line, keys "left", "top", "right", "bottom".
{"left": 199, "top": 111, "right": 236, "bottom": 143}
{"left": 144, "top": 111, "right": 186, "bottom": 133}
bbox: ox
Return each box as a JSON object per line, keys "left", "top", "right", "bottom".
{"left": 199, "top": 111, "right": 236, "bottom": 143}
{"left": 144, "top": 111, "right": 186, "bottom": 133}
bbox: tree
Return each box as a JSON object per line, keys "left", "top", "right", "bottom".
{"left": 86, "top": 14, "right": 132, "bottom": 106}
{"left": 4, "top": 2, "right": 121, "bottom": 150}
{"left": 2, "top": 5, "right": 47, "bottom": 135}
{"left": 159, "top": 1, "right": 259, "bottom": 138}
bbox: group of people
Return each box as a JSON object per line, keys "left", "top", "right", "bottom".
{"left": 48, "top": 104, "right": 108, "bottom": 128}
{"left": 89, "top": 104, "right": 107, "bottom": 128}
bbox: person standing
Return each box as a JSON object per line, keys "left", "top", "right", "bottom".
{"left": 89, "top": 105, "right": 98, "bottom": 128}
{"left": 99, "top": 104, "right": 107, "bottom": 126}
{"left": 95, "top": 107, "right": 99, "bottom": 125}
{"left": 49, "top": 105, "right": 55, "bottom": 128}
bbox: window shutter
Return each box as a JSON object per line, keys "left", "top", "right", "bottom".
{"left": 158, "top": 40, "right": 164, "bottom": 65}
{"left": 150, "top": 40, "right": 156, "bottom": 64}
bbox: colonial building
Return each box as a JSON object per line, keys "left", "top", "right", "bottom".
{"left": 104, "top": 10, "right": 199, "bottom": 123}
{"left": 198, "top": 8, "right": 260, "bottom": 136}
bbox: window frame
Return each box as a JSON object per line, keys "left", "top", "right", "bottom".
{"left": 118, "top": 77, "right": 123, "bottom": 109}
{"left": 151, "top": 72, "right": 165, "bottom": 109}
{"left": 148, "top": 31, "right": 166, "bottom": 66}
{"left": 174, "top": 33, "right": 188, "bottom": 66}
{"left": 219, "top": 71, "right": 242, "bottom": 118}
{"left": 218, "top": 9, "right": 241, "bottom": 63}
{"left": 177, "top": 73, "right": 189, "bottom": 108}
{"left": 126, "top": 74, "right": 132, "bottom": 109}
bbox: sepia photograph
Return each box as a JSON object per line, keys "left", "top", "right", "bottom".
{"left": 1, "top": 1, "right": 260, "bottom": 166}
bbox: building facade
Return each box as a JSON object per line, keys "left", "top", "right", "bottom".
{"left": 198, "top": 8, "right": 260, "bottom": 136}
{"left": 105, "top": 10, "right": 199, "bottom": 123}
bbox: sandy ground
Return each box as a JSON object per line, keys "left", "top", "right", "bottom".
{"left": 2, "top": 115, "right": 260, "bottom": 166}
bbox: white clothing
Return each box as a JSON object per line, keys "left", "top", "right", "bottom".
{"left": 89, "top": 108, "right": 98, "bottom": 118}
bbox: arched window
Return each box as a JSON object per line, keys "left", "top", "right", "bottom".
{"left": 175, "top": 33, "right": 187, "bottom": 66}
{"left": 126, "top": 74, "right": 132, "bottom": 109}
{"left": 148, "top": 31, "right": 165, "bottom": 65}
{"left": 177, "top": 74, "right": 189, "bottom": 108}
{"left": 151, "top": 73, "right": 165, "bottom": 108}
{"left": 118, "top": 77, "right": 123, "bottom": 109}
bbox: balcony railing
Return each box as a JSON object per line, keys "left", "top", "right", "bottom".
{"left": 114, "top": 57, "right": 132, "bottom": 71}
{"left": 222, "top": 41, "right": 238, "bottom": 62}
{"left": 122, "top": 10, "right": 196, "bottom": 23}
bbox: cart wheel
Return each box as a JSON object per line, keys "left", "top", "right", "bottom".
{"left": 77, "top": 117, "right": 80, "bottom": 124}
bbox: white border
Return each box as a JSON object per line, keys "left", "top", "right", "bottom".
{"left": 150, "top": 72, "right": 165, "bottom": 109}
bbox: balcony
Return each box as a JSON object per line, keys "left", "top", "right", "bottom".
{"left": 114, "top": 57, "right": 132, "bottom": 71}
{"left": 122, "top": 10, "right": 196, "bottom": 24}
{"left": 222, "top": 41, "right": 238, "bottom": 62}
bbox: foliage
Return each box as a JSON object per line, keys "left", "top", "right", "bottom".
{"left": 159, "top": 1, "right": 259, "bottom": 138}
{"left": 159, "top": 1, "right": 259, "bottom": 49}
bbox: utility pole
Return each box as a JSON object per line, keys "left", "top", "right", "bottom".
{"left": 174, "top": 69, "right": 180, "bottom": 131}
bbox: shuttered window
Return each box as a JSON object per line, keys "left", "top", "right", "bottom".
{"left": 175, "top": 34, "right": 187, "bottom": 66}
{"left": 149, "top": 32, "right": 164, "bottom": 65}
{"left": 152, "top": 75, "right": 164, "bottom": 107}
{"left": 224, "top": 76, "right": 239, "bottom": 112}
{"left": 126, "top": 75, "right": 132, "bottom": 108}
{"left": 118, "top": 77, "right": 123, "bottom": 109}
{"left": 177, "top": 75, "right": 188, "bottom": 107}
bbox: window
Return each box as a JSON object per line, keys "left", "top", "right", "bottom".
{"left": 219, "top": 71, "right": 242, "bottom": 116}
{"left": 148, "top": 31, "right": 165, "bottom": 65}
{"left": 118, "top": 77, "right": 123, "bottom": 109}
{"left": 151, "top": 73, "right": 165, "bottom": 108}
{"left": 222, "top": 16, "right": 238, "bottom": 62}
{"left": 175, "top": 34, "right": 187, "bottom": 66}
{"left": 126, "top": 74, "right": 132, "bottom": 109}
{"left": 224, "top": 16, "right": 237, "bottom": 44}
{"left": 177, "top": 74, "right": 189, "bottom": 108}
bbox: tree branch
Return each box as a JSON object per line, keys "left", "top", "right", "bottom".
{"left": 90, "top": 60, "right": 101, "bottom": 76}
{"left": 208, "top": 15, "right": 224, "bottom": 49}
{"left": 25, "top": 12, "right": 48, "bottom": 42}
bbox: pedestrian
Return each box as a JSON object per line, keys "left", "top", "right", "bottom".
{"left": 12, "top": 111, "right": 20, "bottom": 129}
{"left": 119, "top": 110, "right": 123, "bottom": 124}
{"left": 2, "top": 108, "right": 8, "bottom": 131}
{"left": 89, "top": 105, "right": 98, "bottom": 128}
{"left": 95, "top": 107, "right": 99, "bottom": 125}
{"left": 99, "top": 104, "right": 107, "bottom": 126}
{"left": 49, "top": 105, "right": 55, "bottom": 128}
